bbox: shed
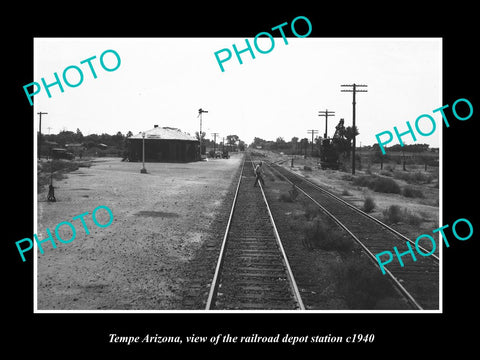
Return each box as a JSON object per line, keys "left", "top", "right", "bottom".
{"left": 127, "top": 125, "right": 200, "bottom": 162}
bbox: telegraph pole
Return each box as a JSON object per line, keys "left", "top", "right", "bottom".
{"left": 37, "top": 112, "right": 48, "bottom": 135}
{"left": 341, "top": 83, "right": 368, "bottom": 174}
{"left": 37, "top": 112, "right": 48, "bottom": 159}
{"left": 211, "top": 132, "right": 219, "bottom": 153}
{"left": 318, "top": 109, "right": 335, "bottom": 138}
{"left": 307, "top": 129, "right": 318, "bottom": 157}
{"left": 198, "top": 108, "right": 208, "bottom": 158}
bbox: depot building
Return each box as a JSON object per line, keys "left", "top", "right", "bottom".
{"left": 127, "top": 125, "right": 200, "bottom": 162}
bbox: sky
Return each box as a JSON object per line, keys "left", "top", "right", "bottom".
{"left": 33, "top": 37, "right": 442, "bottom": 147}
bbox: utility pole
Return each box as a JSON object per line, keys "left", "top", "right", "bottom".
{"left": 318, "top": 109, "right": 335, "bottom": 138}
{"left": 341, "top": 83, "right": 368, "bottom": 175}
{"left": 37, "top": 112, "right": 48, "bottom": 135}
{"left": 307, "top": 130, "right": 318, "bottom": 157}
{"left": 37, "top": 112, "right": 48, "bottom": 159}
{"left": 211, "top": 132, "right": 219, "bottom": 154}
{"left": 198, "top": 108, "right": 208, "bottom": 158}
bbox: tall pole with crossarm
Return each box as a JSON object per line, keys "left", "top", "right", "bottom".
{"left": 198, "top": 108, "right": 208, "bottom": 159}
{"left": 341, "top": 83, "right": 367, "bottom": 174}
{"left": 318, "top": 109, "right": 335, "bottom": 139}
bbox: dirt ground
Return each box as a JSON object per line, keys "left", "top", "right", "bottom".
{"left": 265, "top": 152, "right": 440, "bottom": 241}
{"left": 36, "top": 154, "right": 242, "bottom": 310}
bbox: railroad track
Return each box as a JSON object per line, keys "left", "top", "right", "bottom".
{"left": 205, "top": 155, "right": 305, "bottom": 310}
{"left": 263, "top": 159, "right": 439, "bottom": 310}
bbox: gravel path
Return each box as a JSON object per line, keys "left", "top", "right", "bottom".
{"left": 36, "top": 155, "right": 242, "bottom": 310}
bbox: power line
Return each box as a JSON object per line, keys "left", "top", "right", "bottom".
{"left": 341, "top": 83, "right": 368, "bottom": 175}
{"left": 318, "top": 109, "right": 335, "bottom": 138}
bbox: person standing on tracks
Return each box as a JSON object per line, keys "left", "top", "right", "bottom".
{"left": 253, "top": 161, "right": 265, "bottom": 187}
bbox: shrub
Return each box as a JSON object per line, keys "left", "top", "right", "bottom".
{"left": 363, "top": 196, "right": 376, "bottom": 213}
{"left": 304, "top": 217, "right": 353, "bottom": 253}
{"left": 304, "top": 202, "right": 321, "bottom": 220}
{"left": 403, "top": 186, "right": 424, "bottom": 198}
{"left": 279, "top": 193, "right": 293, "bottom": 202}
{"left": 342, "top": 189, "right": 351, "bottom": 196}
{"left": 394, "top": 171, "right": 433, "bottom": 184}
{"left": 382, "top": 205, "right": 423, "bottom": 225}
{"left": 403, "top": 209, "right": 423, "bottom": 226}
{"left": 383, "top": 205, "right": 403, "bottom": 224}
{"left": 330, "top": 256, "right": 398, "bottom": 309}
{"left": 372, "top": 177, "right": 401, "bottom": 194}
{"left": 353, "top": 175, "right": 401, "bottom": 194}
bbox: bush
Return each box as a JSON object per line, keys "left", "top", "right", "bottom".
{"left": 352, "top": 175, "right": 401, "bottom": 194}
{"left": 394, "top": 171, "right": 433, "bottom": 184}
{"left": 363, "top": 196, "right": 376, "bottom": 213}
{"left": 382, "top": 205, "right": 423, "bottom": 225}
{"left": 403, "top": 186, "right": 424, "bottom": 198}
{"left": 342, "top": 189, "right": 351, "bottom": 196}
{"left": 330, "top": 256, "right": 399, "bottom": 309}
{"left": 304, "top": 202, "right": 321, "bottom": 221}
{"left": 383, "top": 205, "right": 403, "bottom": 224}
{"left": 352, "top": 175, "right": 374, "bottom": 188}
{"left": 279, "top": 193, "right": 293, "bottom": 202}
{"left": 304, "top": 217, "right": 353, "bottom": 253}
{"left": 403, "top": 209, "right": 423, "bottom": 226}
{"left": 372, "top": 177, "right": 401, "bottom": 194}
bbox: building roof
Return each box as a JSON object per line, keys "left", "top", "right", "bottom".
{"left": 129, "top": 126, "right": 197, "bottom": 141}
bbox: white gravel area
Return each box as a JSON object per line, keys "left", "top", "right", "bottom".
{"left": 36, "top": 154, "right": 242, "bottom": 310}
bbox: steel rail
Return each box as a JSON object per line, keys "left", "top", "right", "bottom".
{"left": 263, "top": 160, "right": 424, "bottom": 310}
{"left": 267, "top": 160, "right": 439, "bottom": 262}
{"left": 250, "top": 159, "right": 306, "bottom": 310}
{"left": 205, "top": 155, "right": 246, "bottom": 310}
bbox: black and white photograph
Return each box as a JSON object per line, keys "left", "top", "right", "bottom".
{"left": 6, "top": 5, "right": 478, "bottom": 354}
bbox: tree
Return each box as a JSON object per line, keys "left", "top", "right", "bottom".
{"left": 195, "top": 131, "right": 206, "bottom": 141}
{"left": 299, "top": 138, "right": 309, "bottom": 156}
{"left": 56, "top": 130, "right": 76, "bottom": 146}
{"left": 332, "top": 119, "right": 359, "bottom": 159}
{"left": 226, "top": 135, "right": 239, "bottom": 150}
{"left": 238, "top": 140, "right": 246, "bottom": 151}
{"left": 75, "top": 128, "right": 84, "bottom": 143}
{"left": 251, "top": 137, "right": 267, "bottom": 148}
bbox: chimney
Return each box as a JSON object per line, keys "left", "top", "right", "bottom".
{"left": 154, "top": 124, "right": 158, "bottom": 128}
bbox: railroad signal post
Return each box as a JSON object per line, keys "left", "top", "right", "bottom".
{"left": 198, "top": 108, "right": 208, "bottom": 157}
{"left": 341, "top": 83, "right": 368, "bottom": 175}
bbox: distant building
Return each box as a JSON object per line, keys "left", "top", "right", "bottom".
{"left": 65, "top": 143, "right": 86, "bottom": 155}
{"left": 127, "top": 125, "right": 200, "bottom": 162}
